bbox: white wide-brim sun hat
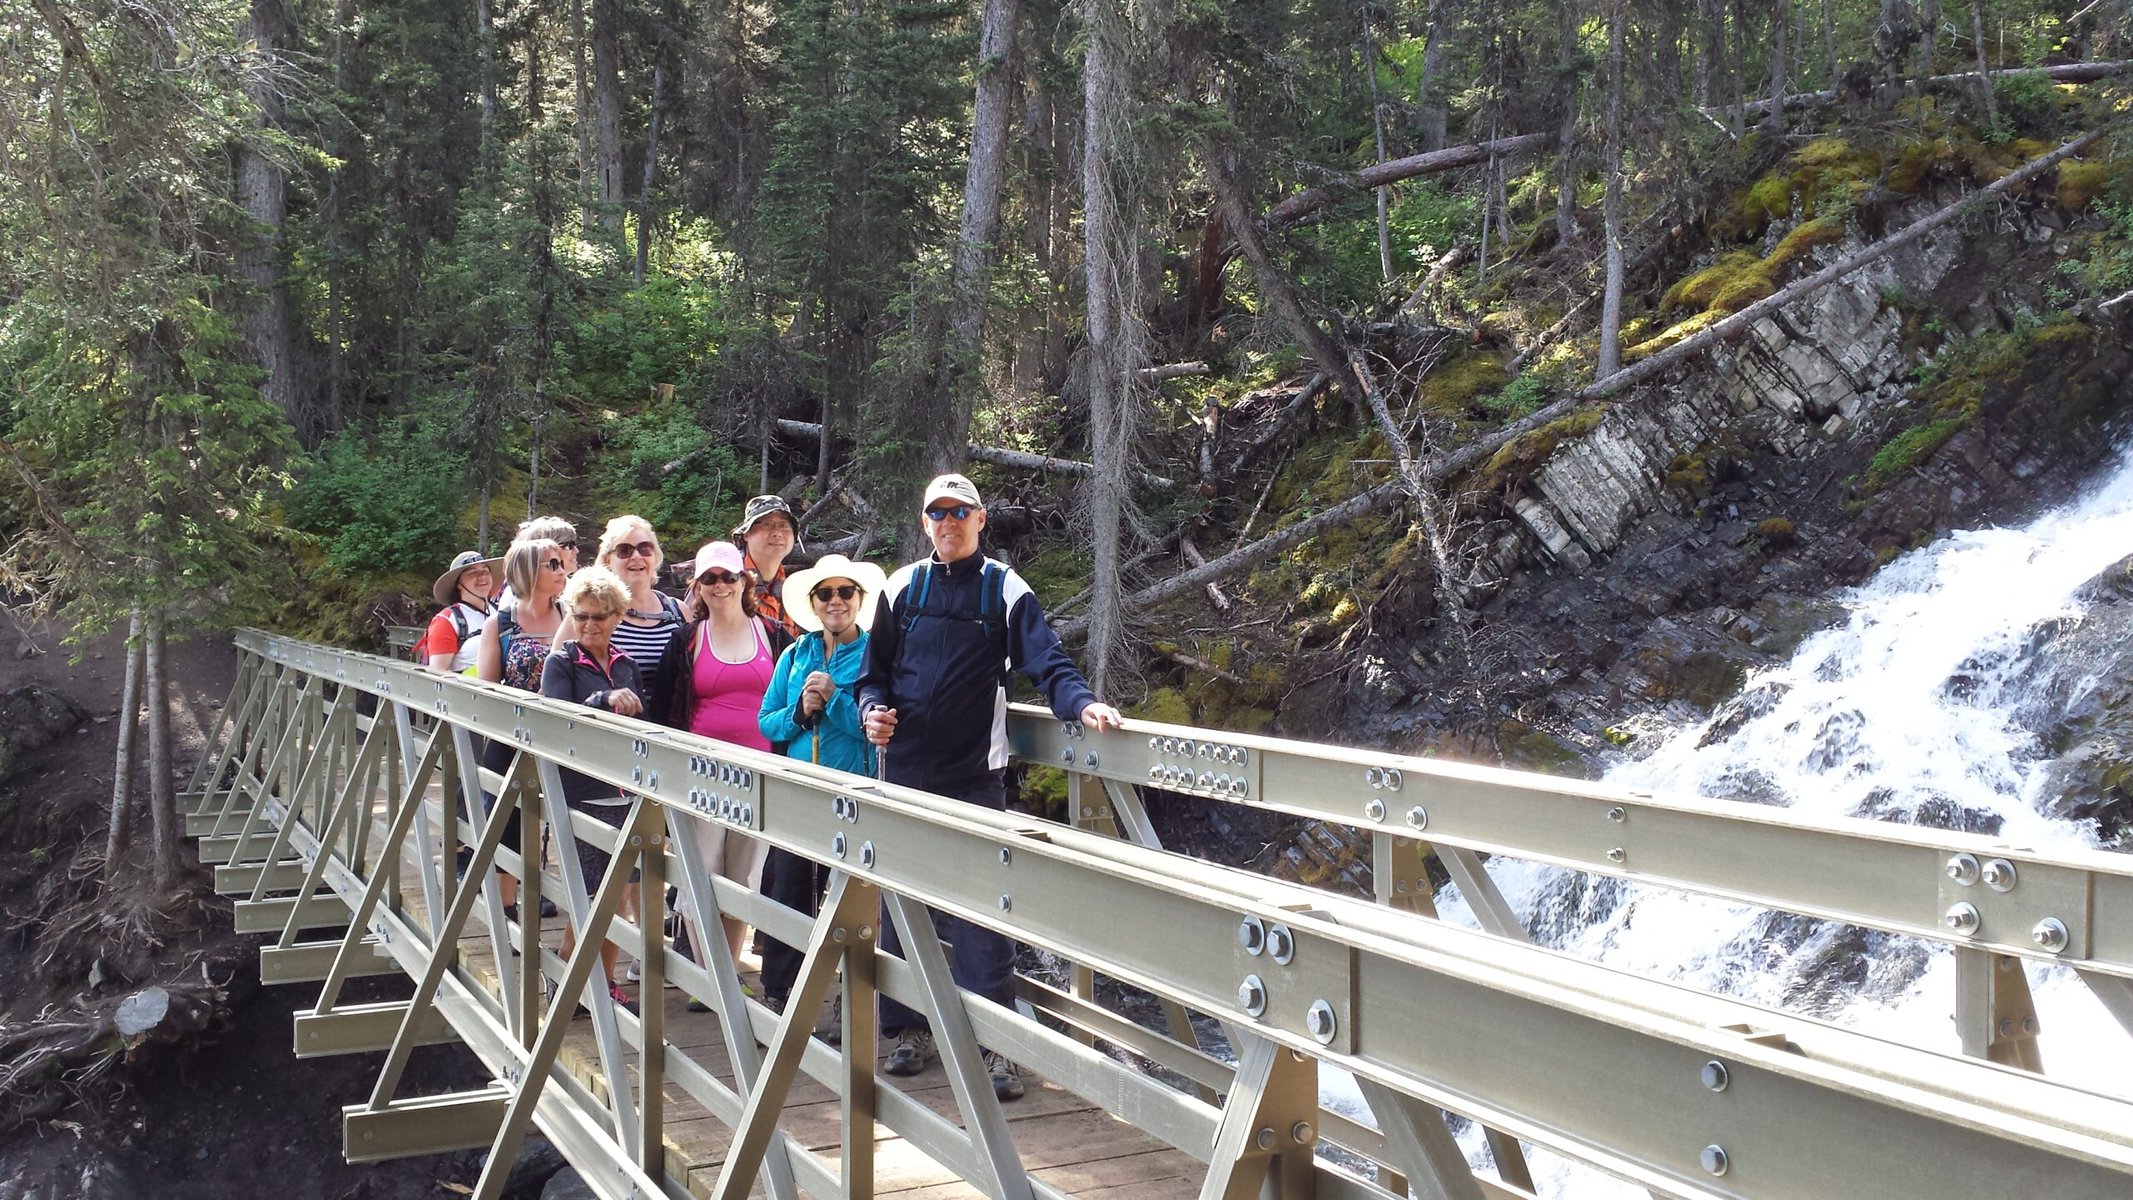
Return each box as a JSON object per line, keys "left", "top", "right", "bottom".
{"left": 781, "top": 554, "right": 890, "bottom": 634}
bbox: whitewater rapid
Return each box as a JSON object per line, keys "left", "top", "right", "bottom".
{"left": 1383, "top": 452, "right": 2133, "bottom": 1195}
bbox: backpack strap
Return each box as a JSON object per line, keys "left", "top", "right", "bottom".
{"left": 897, "top": 563, "right": 937, "bottom": 639}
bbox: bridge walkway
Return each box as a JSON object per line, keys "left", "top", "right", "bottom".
{"left": 191, "top": 630, "right": 2133, "bottom": 1200}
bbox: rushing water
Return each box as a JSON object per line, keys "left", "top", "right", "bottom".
{"left": 1378, "top": 453, "right": 2133, "bottom": 1196}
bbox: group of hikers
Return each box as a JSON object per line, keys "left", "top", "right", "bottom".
{"left": 417, "top": 474, "right": 1123, "bottom": 1102}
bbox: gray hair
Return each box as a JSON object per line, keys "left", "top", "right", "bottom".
{"left": 517, "top": 515, "right": 578, "bottom": 548}
{"left": 561, "top": 565, "right": 630, "bottom": 618}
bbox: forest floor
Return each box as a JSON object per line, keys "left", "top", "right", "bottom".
{"left": 0, "top": 610, "right": 500, "bottom": 1200}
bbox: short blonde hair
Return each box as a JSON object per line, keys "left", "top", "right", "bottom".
{"left": 562, "top": 565, "right": 630, "bottom": 618}
{"left": 517, "top": 515, "right": 578, "bottom": 547}
{"left": 596, "top": 514, "right": 660, "bottom": 569}
{"left": 502, "top": 538, "right": 562, "bottom": 600}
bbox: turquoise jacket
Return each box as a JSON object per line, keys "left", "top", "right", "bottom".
{"left": 758, "top": 631, "right": 875, "bottom": 776}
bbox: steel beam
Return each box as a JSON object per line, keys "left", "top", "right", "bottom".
{"left": 234, "top": 894, "right": 350, "bottom": 934}
{"left": 1009, "top": 708, "right": 2133, "bottom": 980}
{"left": 261, "top": 939, "right": 399, "bottom": 985}
{"left": 296, "top": 1001, "right": 458, "bottom": 1058}
{"left": 345, "top": 1088, "right": 511, "bottom": 1161}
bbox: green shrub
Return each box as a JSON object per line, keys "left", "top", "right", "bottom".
{"left": 595, "top": 407, "right": 744, "bottom": 543}
{"left": 1865, "top": 417, "right": 1967, "bottom": 491}
{"left": 287, "top": 421, "right": 469, "bottom": 574}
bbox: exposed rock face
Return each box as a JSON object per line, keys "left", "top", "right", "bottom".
{"left": 1337, "top": 195, "right": 2133, "bottom": 780}
{"left": 0, "top": 684, "right": 87, "bottom": 782}
{"left": 1515, "top": 217, "right": 1965, "bottom": 566}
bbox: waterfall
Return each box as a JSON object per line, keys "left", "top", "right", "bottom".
{"left": 1401, "top": 453, "right": 2133, "bottom": 1196}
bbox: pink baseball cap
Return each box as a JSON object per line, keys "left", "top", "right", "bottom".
{"left": 692, "top": 541, "right": 746, "bottom": 580}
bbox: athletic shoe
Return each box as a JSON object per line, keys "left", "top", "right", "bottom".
{"left": 983, "top": 1050, "right": 1025, "bottom": 1101}
{"left": 623, "top": 960, "right": 642, "bottom": 983}
{"left": 882, "top": 1029, "right": 935, "bottom": 1076}
{"left": 685, "top": 995, "right": 711, "bottom": 1013}
{"left": 539, "top": 897, "right": 559, "bottom": 919}
{"left": 607, "top": 983, "right": 638, "bottom": 1014}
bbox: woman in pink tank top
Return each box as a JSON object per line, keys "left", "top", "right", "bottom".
{"left": 652, "top": 541, "right": 785, "bottom": 989}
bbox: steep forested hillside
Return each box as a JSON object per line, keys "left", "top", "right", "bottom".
{"left": 8, "top": 0, "right": 2133, "bottom": 809}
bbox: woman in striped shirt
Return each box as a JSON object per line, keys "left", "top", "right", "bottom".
{"left": 556, "top": 514, "right": 685, "bottom": 697}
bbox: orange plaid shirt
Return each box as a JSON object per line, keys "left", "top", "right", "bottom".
{"left": 745, "top": 554, "right": 801, "bottom": 638}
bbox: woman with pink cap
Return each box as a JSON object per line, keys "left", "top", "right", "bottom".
{"left": 650, "top": 541, "right": 792, "bottom": 1004}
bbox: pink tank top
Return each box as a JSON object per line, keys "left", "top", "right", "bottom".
{"left": 688, "top": 620, "right": 774, "bottom": 751}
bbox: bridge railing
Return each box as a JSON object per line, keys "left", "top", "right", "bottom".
{"left": 189, "top": 630, "right": 2133, "bottom": 1200}
{"left": 1007, "top": 704, "right": 2133, "bottom": 1074}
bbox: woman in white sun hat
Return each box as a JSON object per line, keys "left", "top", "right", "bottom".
{"left": 752, "top": 552, "right": 887, "bottom": 1016}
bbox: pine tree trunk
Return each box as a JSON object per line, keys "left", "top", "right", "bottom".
{"left": 1597, "top": 0, "right": 1626, "bottom": 377}
{"left": 573, "top": 0, "right": 595, "bottom": 226}
{"left": 592, "top": 0, "right": 625, "bottom": 230}
{"left": 1081, "top": 0, "right": 1143, "bottom": 697}
{"left": 1555, "top": 0, "right": 1581, "bottom": 247}
{"left": 1767, "top": 0, "right": 1789, "bottom": 127}
{"left": 1364, "top": 6, "right": 1393, "bottom": 280}
{"left": 1971, "top": 2, "right": 1997, "bottom": 129}
{"left": 104, "top": 610, "right": 144, "bottom": 877}
{"left": 1414, "top": 0, "right": 1449, "bottom": 151}
{"left": 236, "top": 0, "right": 302, "bottom": 440}
{"left": 941, "top": 0, "right": 1022, "bottom": 476}
{"left": 635, "top": 49, "right": 666, "bottom": 284}
{"left": 1821, "top": 0, "right": 1838, "bottom": 91}
{"left": 145, "top": 614, "right": 178, "bottom": 891}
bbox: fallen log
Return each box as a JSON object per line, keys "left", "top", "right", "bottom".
{"left": 1263, "top": 131, "right": 1559, "bottom": 229}
{"left": 1137, "top": 360, "right": 1210, "bottom": 382}
{"left": 1180, "top": 535, "right": 1232, "bottom": 613}
{"left": 1711, "top": 59, "right": 2133, "bottom": 121}
{"left": 773, "top": 418, "right": 1176, "bottom": 490}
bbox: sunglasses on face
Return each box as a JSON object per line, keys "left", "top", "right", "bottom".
{"left": 558, "top": 540, "right": 579, "bottom": 552}
{"left": 698, "top": 570, "right": 741, "bottom": 586}
{"left": 924, "top": 504, "right": 974, "bottom": 522}
{"left": 543, "top": 557, "right": 567, "bottom": 571}
{"left": 812, "top": 585, "right": 861, "bottom": 603}
{"left": 611, "top": 541, "right": 658, "bottom": 559}
{"left": 574, "top": 610, "right": 621, "bottom": 623}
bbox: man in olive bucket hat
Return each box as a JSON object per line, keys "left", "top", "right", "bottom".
{"left": 734, "top": 495, "right": 803, "bottom": 638}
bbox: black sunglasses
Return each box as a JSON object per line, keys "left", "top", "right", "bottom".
{"left": 543, "top": 557, "right": 567, "bottom": 571}
{"left": 811, "top": 585, "right": 861, "bottom": 602}
{"left": 611, "top": 540, "right": 658, "bottom": 559}
{"left": 557, "top": 539, "right": 579, "bottom": 552}
{"left": 924, "top": 504, "right": 974, "bottom": 522}
{"left": 698, "top": 570, "right": 742, "bottom": 586}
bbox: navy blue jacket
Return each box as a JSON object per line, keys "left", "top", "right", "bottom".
{"left": 857, "top": 552, "right": 1095, "bottom": 788}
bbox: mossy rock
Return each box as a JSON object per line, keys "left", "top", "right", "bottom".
{"left": 1418, "top": 353, "right": 1510, "bottom": 418}
{"left": 1476, "top": 407, "right": 1607, "bottom": 491}
{"left": 1625, "top": 311, "right": 1722, "bottom": 363}
{"left": 1664, "top": 251, "right": 1761, "bottom": 314}
{"left": 1496, "top": 720, "right": 1590, "bottom": 778}
{"left": 1671, "top": 651, "right": 1751, "bottom": 710}
{"left": 2056, "top": 158, "right": 2119, "bottom": 213}
{"left": 1889, "top": 136, "right": 1960, "bottom": 194}
{"left": 1134, "top": 687, "right": 1193, "bottom": 726}
{"left": 1754, "top": 517, "right": 1798, "bottom": 548}
{"left": 1765, "top": 217, "right": 1846, "bottom": 275}
{"left": 1863, "top": 416, "right": 1969, "bottom": 492}
{"left": 1020, "top": 765, "right": 1069, "bottom": 820}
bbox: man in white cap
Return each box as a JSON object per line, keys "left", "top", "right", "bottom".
{"left": 858, "top": 472, "right": 1122, "bottom": 1100}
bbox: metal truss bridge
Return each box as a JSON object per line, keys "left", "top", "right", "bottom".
{"left": 186, "top": 629, "right": 2133, "bottom": 1200}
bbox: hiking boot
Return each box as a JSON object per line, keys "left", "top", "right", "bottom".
{"left": 762, "top": 992, "right": 787, "bottom": 1016}
{"left": 983, "top": 1049, "right": 1025, "bottom": 1102}
{"left": 882, "top": 1029, "right": 934, "bottom": 1076}
{"left": 538, "top": 897, "right": 559, "bottom": 919}
{"left": 818, "top": 993, "right": 843, "bottom": 1046}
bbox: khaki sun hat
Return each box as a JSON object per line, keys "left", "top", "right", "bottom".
{"left": 432, "top": 550, "right": 505, "bottom": 606}
{"left": 733, "top": 494, "right": 803, "bottom": 550}
{"left": 781, "top": 554, "right": 890, "bottom": 634}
